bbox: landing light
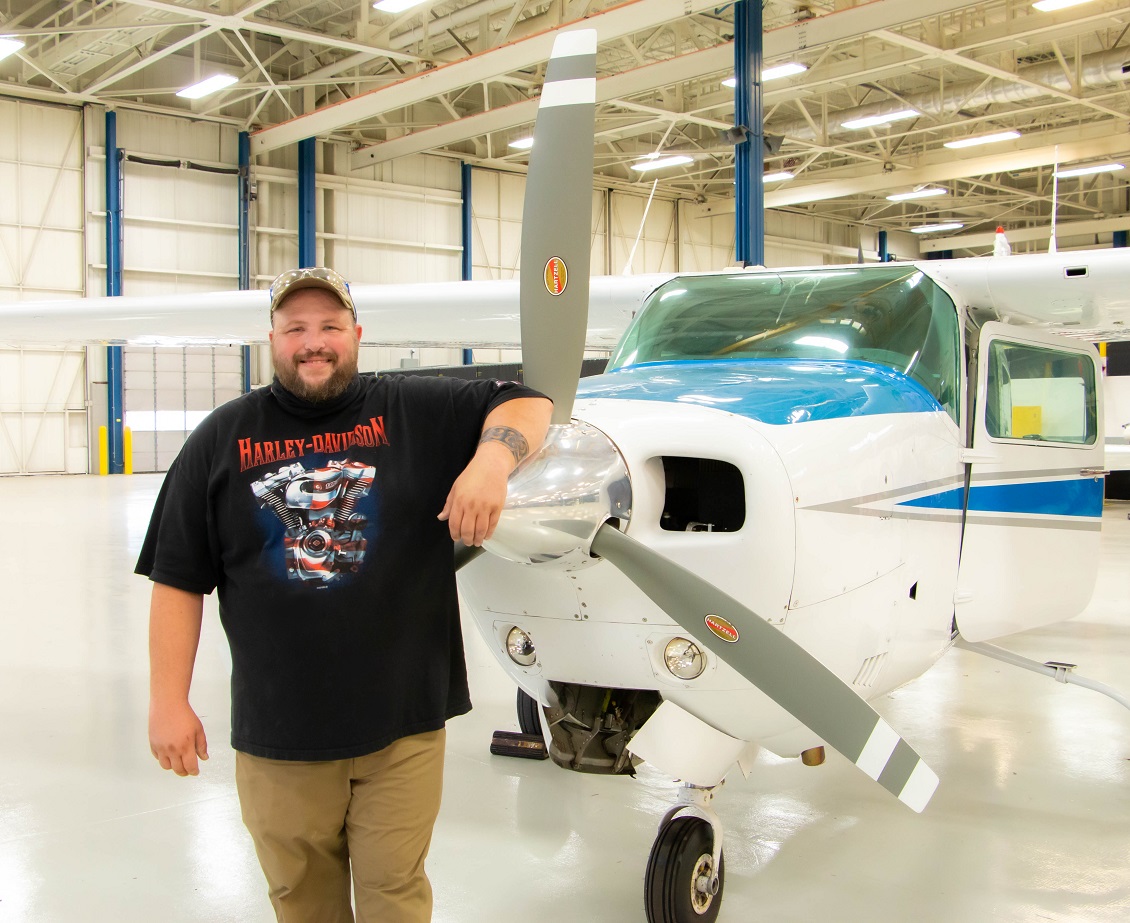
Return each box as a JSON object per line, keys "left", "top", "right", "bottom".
{"left": 506, "top": 626, "right": 537, "bottom": 666}
{"left": 664, "top": 638, "right": 706, "bottom": 680}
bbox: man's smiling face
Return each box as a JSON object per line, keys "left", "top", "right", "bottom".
{"left": 269, "top": 288, "right": 363, "bottom": 402}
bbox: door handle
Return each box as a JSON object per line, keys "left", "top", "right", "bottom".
{"left": 1080, "top": 468, "right": 1109, "bottom": 478}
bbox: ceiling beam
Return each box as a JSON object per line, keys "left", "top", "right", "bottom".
{"left": 261, "top": 0, "right": 982, "bottom": 156}
{"left": 257, "top": 0, "right": 729, "bottom": 155}
{"left": 874, "top": 29, "right": 1128, "bottom": 122}
{"left": 920, "top": 215, "right": 1130, "bottom": 252}
{"left": 690, "top": 131, "right": 1130, "bottom": 218}
{"left": 84, "top": 25, "right": 220, "bottom": 94}
{"left": 351, "top": 42, "right": 734, "bottom": 169}
{"left": 111, "top": 0, "right": 424, "bottom": 64}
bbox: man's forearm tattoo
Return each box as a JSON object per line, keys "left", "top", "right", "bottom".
{"left": 480, "top": 426, "right": 529, "bottom": 465}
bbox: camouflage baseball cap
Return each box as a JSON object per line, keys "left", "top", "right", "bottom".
{"left": 269, "top": 267, "right": 356, "bottom": 320}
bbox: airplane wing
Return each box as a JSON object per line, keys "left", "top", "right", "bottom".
{"left": 918, "top": 248, "right": 1130, "bottom": 341}
{"left": 0, "top": 273, "right": 672, "bottom": 350}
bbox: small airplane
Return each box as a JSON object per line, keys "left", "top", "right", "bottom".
{"left": 4, "top": 27, "right": 1130, "bottom": 923}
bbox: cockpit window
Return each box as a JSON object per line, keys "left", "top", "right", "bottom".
{"left": 608, "top": 266, "right": 961, "bottom": 421}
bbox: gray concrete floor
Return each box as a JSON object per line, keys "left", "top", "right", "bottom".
{"left": 1, "top": 474, "right": 1128, "bottom": 923}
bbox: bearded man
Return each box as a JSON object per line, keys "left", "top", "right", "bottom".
{"left": 137, "top": 267, "right": 551, "bottom": 923}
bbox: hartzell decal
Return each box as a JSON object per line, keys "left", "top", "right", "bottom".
{"left": 238, "top": 416, "right": 390, "bottom": 472}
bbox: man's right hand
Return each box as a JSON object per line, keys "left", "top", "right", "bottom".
{"left": 149, "top": 700, "right": 209, "bottom": 776}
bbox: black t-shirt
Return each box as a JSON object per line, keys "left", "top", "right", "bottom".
{"left": 136, "top": 373, "right": 543, "bottom": 760}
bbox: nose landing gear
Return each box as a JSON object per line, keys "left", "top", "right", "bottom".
{"left": 644, "top": 785, "right": 725, "bottom": 923}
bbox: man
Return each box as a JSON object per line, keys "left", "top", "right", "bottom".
{"left": 138, "top": 266, "right": 552, "bottom": 923}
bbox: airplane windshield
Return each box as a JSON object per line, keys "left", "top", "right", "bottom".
{"left": 608, "top": 266, "right": 961, "bottom": 421}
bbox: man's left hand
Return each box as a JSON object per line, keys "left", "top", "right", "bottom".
{"left": 438, "top": 449, "right": 512, "bottom": 546}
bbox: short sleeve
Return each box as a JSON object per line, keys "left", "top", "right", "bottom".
{"left": 134, "top": 425, "right": 221, "bottom": 595}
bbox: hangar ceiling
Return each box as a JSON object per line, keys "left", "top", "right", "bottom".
{"left": 1, "top": 0, "right": 1128, "bottom": 255}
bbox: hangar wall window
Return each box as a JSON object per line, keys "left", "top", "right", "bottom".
{"left": 985, "top": 342, "right": 1097, "bottom": 445}
{"left": 608, "top": 266, "right": 962, "bottom": 422}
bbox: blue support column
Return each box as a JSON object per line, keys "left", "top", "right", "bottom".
{"left": 461, "top": 161, "right": 474, "bottom": 366}
{"left": 298, "top": 137, "right": 316, "bottom": 268}
{"left": 1113, "top": 230, "right": 1127, "bottom": 248}
{"left": 733, "top": 0, "right": 764, "bottom": 268}
{"left": 105, "top": 110, "right": 124, "bottom": 474}
{"left": 239, "top": 131, "right": 253, "bottom": 392}
{"left": 878, "top": 230, "right": 889, "bottom": 262}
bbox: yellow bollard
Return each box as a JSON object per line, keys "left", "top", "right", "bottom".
{"left": 98, "top": 426, "right": 109, "bottom": 476}
{"left": 123, "top": 426, "right": 133, "bottom": 475}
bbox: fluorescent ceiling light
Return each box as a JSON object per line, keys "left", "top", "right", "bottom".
{"left": 374, "top": 0, "right": 427, "bottom": 11}
{"left": 1054, "top": 162, "right": 1125, "bottom": 178}
{"left": 630, "top": 155, "right": 693, "bottom": 173}
{"left": 763, "top": 62, "right": 808, "bottom": 81}
{"left": 177, "top": 74, "right": 238, "bottom": 99}
{"left": 944, "top": 130, "right": 1021, "bottom": 149}
{"left": 508, "top": 137, "right": 534, "bottom": 150}
{"left": 1032, "top": 0, "right": 1095, "bottom": 11}
{"left": 0, "top": 37, "right": 25, "bottom": 62}
{"left": 762, "top": 171, "right": 794, "bottom": 182}
{"left": 722, "top": 62, "right": 807, "bottom": 88}
{"left": 886, "top": 187, "right": 947, "bottom": 201}
{"left": 911, "top": 222, "right": 964, "bottom": 234}
{"left": 841, "top": 109, "right": 919, "bottom": 130}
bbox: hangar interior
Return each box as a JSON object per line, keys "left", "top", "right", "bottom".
{"left": 2, "top": 0, "right": 1130, "bottom": 474}
{"left": 1, "top": 1, "right": 1129, "bottom": 922}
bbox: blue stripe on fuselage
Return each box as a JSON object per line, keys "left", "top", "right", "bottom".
{"left": 576, "top": 359, "right": 943, "bottom": 425}
{"left": 899, "top": 479, "right": 1104, "bottom": 518}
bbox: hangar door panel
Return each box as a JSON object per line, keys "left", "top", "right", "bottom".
{"left": 0, "top": 99, "right": 85, "bottom": 300}
{"left": 124, "top": 346, "right": 243, "bottom": 472}
{"left": 0, "top": 347, "right": 87, "bottom": 474}
{"left": 955, "top": 323, "right": 1103, "bottom": 642}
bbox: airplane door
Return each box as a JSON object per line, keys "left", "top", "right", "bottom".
{"left": 955, "top": 322, "right": 1104, "bottom": 642}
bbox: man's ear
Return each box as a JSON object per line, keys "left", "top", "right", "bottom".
{"left": 354, "top": 324, "right": 363, "bottom": 340}
{"left": 268, "top": 330, "right": 275, "bottom": 344}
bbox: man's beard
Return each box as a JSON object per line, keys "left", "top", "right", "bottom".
{"left": 272, "top": 344, "right": 359, "bottom": 402}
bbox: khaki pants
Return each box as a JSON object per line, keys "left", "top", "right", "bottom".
{"left": 235, "top": 729, "right": 446, "bottom": 923}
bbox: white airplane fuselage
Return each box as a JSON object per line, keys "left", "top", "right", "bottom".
{"left": 461, "top": 387, "right": 963, "bottom": 758}
{"left": 458, "top": 260, "right": 1107, "bottom": 771}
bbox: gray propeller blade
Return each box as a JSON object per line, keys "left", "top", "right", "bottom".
{"left": 454, "top": 542, "right": 485, "bottom": 571}
{"left": 519, "top": 29, "right": 597, "bottom": 425}
{"left": 591, "top": 523, "right": 939, "bottom": 812}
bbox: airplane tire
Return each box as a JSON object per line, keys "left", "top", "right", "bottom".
{"left": 644, "top": 816, "right": 724, "bottom": 923}
{"left": 516, "top": 688, "right": 543, "bottom": 738}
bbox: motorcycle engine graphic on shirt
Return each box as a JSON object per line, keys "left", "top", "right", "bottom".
{"left": 251, "top": 459, "right": 376, "bottom": 583}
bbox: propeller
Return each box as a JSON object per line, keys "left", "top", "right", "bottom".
{"left": 518, "top": 29, "right": 597, "bottom": 425}
{"left": 469, "top": 27, "right": 939, "bottom": 813}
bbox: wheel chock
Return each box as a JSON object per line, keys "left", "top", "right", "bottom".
{"left": 490, "top": 730, "right": 549, "bottom": 760}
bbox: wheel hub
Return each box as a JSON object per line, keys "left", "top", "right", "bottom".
{"left": 689, "top": 853, "right": 717, "bottom": 914}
